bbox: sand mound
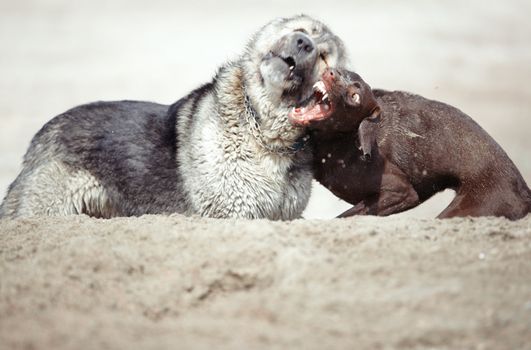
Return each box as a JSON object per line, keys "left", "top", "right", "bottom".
{"left": 1, "top": 215, "right": 530, "bottom": 349}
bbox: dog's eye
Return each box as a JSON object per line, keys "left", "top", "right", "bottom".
{"left": 319, "top": 53, "right": 329, "bottom": 67}
{"left": 294, "top": 28, "right": 308, "bottom": 34}
{"left": 354, "top": 82, "right": 361, "bottom": 89}
{"left": 351, "top": 93, "right": 361, "bottom": 104}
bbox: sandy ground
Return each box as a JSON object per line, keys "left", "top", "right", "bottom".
{"left": 1, "top": 0, "right": 531, "bottom": 349}
{"left": 1, "top": 215, "right": 531, "bottom": 349}
{"left": 1, "top": 0, "right": 530, "bottom": 218}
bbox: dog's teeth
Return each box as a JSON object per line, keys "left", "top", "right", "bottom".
{"left": 289, "top": 65, "right": 295, "bottom": 71}
{"left": 353, "top": 93, "right": 360, "bottom": 104}
{"left": 322, "top": 93, "right": 329, "bottom": 102}
{"left": 313, "top": 81, "right": 326, "bottom": 93}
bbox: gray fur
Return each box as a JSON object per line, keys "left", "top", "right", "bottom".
{"left": 0, "top": 15, "right": 347, "bottom": 219}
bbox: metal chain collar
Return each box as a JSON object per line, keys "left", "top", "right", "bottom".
{"left": 243, "top": 93, "right": 308, "bottom": 156}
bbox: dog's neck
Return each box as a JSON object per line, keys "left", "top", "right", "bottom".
{"left": 215, "top": 62, "right": 308, "bottom": 157}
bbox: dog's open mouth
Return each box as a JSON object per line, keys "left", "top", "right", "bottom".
{"left": 282, "top": 56, "right": 297, "bottom": 79}
{"left": 288, "top": 81, "right": 334, "bottom": 125}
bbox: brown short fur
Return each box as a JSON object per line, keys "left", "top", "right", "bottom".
{"left": 309, "top": 69, "right": 531, "bottom": 220}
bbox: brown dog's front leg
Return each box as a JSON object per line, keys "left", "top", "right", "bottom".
{"left": 337, "top": 163, "right": 420, "bottom": 218}
{"left": 337, "top": 198, "right": 373, "bottom": 218}
{"left": 371, "top": 180, "right": 420, "bottom": 216}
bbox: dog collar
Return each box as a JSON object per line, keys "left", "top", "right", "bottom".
{"left": 243, "top": 93, "right": 308, "bottom": 155}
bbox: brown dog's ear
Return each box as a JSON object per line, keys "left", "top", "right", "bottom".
{"left": 368, "top": 105, "right": 381, "bottom": 120}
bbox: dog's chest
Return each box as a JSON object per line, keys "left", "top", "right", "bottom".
{"left": 181, "top": 129, "right": 312, "bottom": 219}
{"left": 223, "top": 152, "right": 312, "bottom": 219}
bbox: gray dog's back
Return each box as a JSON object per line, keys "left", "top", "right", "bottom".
{"left": 0, "top": 100, "right": 189, "bottom": 217}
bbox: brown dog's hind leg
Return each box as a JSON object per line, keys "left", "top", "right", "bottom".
{"left": 437, "top": 188, "right": 530, "bottom": 220}
{"left": 437, "top": 192, "right": 472, "bottom": 219}
{"left": 338, "top": 163, "right": 420, "bottom": 218}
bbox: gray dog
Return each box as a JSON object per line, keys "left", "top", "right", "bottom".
{"left": 0, "top": 15, "right": 347, "bottom": 219}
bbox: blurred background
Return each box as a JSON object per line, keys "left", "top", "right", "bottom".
{"left": 1, "top": 0, "right": 529, "bottom": 219}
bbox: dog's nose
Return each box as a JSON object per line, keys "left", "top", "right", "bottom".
{"left": 324, "top": 69, "right": 336, "bottom": 80}
{"left": 286, "top": 32, "right": 315, "bottom": 62}
{"left": 278, "top": 32, "right": 317, "bottom": 68}
{"left": 293, "top": 33, "right": 314, "bottom": 54}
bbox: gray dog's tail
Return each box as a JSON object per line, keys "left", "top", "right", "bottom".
{"left": 523, "top": 183, "right": 531, "bottom": 216}
{"left": 526, "top": 189, "right": 531, "bottom": 215}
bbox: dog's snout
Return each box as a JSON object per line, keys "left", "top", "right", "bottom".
{"left": 294, "top": 33, "right": 314, "bottom": 54}
{"left": 324, "top": 69, "right": 336, "bottom": 80}
{"left": 277, "top": 32, "right": 317, "bottom": 67}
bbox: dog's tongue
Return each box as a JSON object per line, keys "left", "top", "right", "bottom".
{"left": 288, "top": 103, "right": 330, "bottom": 125}
{"left": 288, "top": 80, "right": 332, "bottom": 126}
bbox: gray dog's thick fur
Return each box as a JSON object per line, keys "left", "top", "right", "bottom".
{"left": 0, "top": 15, "right": 347, "bottom": 219}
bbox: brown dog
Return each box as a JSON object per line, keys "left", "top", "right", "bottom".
{"left": 289, "top": 68, "right": 531, "bottom": 220}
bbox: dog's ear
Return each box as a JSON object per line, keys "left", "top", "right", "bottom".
{"left": 358, "top": 119, "right": 375, "bottom": 162}
{"left": 358, "top": 107, "right": 380, "bottom": 162}
{"left": 370, "top": 105, "right": 381, "bottom": 119}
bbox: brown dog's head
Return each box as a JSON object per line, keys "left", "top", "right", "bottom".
{"left": 288, "top": 68, "right": 380, "bottom": 133}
